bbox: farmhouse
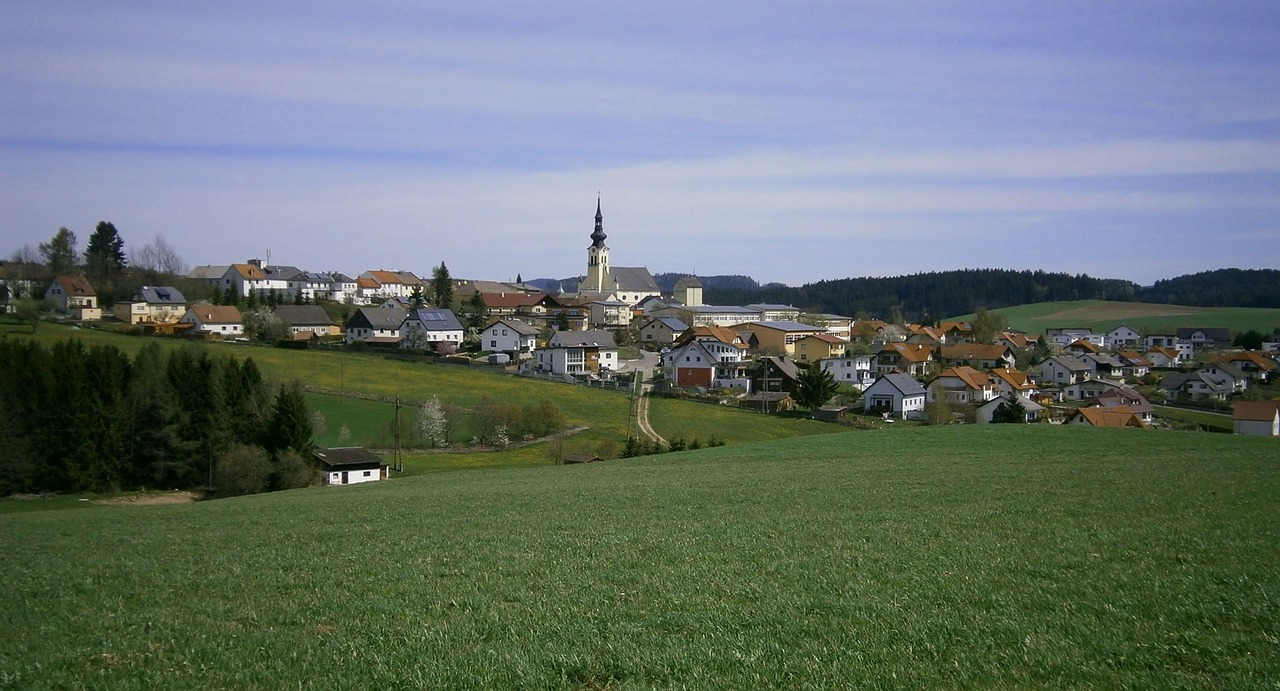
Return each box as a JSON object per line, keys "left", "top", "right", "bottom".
{"left": 481, "top": 319, "right": 539, "bottom": 361}
{"left": 863, "top": 372, "right": 927, "bottom": 419}
{"left": 45, "top": 276, "right": 100, "bottom": 320}
{"left": 113, "top": 285, "right": 185, "bottom": 325}
{"left": 537, "top": 329, "right": 618, "bottom": 375}
{"left": 345, "top": 306, "right": 406, "bottom": 346}
{"left": 178, "top": 305, "right": 243, "bottom": 337}
{"left": 400, "top": 309, "right": 464, "bottom": 351}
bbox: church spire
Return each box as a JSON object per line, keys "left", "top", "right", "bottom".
{"left": 590, "top": 197, "right": 607, "bottom": 248}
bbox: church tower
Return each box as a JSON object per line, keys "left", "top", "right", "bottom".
{"left": 585, "top": 197, "right": 610, "bottom": 292}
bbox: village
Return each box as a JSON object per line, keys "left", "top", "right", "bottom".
{"left": 10, "top": 201, "right": 1280, "bottom": 443}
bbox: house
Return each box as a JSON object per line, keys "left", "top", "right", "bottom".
{"left": 1145, "top": 346, "right": 1183, "bottom": 368}
{"left": 1045, "top": 327, "right": 1098, "bottom": 348}
{"left": 997, "top": 331, "right": 1035, "bottom": 350}
{"left": 314, "top": 447, "right": 389, "bottom": 485}
{"left": 219, "top": 260, "right": 299, "bottom": 299}
{"left": 1160, "top": 371, "right": 1234, "bottom": 402}
{"left": 927, "top": 366, "right": 998, "bottom": 406}
{"left": 1113, "top": 350, "right": 1152, "bottom": 380}
{"left": 811, "top": 405, "right": 850, "bottom": 423}
{"left": 537, "top": 329, "right": 618, "bottom": 375}
{"left": 1107, "top": 324, "right": 1142, "bottom": 349}
{"left": 588, "top": 299, "right": 632, "bottom": 328}
{"left": 400, "top": 309, "right": 464, "bottom": 351}
{"left": 988, "top": 367, "right": 1039, "bottom": 398}
{"left": 875, "top": 343, "right": 935, "bottom": 377}
{"left": 1200, "top": 362, "right": 1249, "bottom": 395}
{"left": 735, "top": 321, "right": 827, "bottom": 356}
{"left": 1079, "top": 352, "right": 1127, "bottom": 380}
{"left": 286, "top": 271, "right": 358, "bottom": 303}
{"left": 819, "top": 355, "right": 875, "bottom": 391}
{"left": 178, "top": 305, "right": 244, "bottom": 337}
{"left": 1065, "top": 406, "right": 1147, "bottom": 428}
{"left": 1062, "top": 377, "right": 1131, "bottom": 402}
{"left": 1065, "top": 338, "right": 1103, "bottom": 356}
{"left": 113, "top": 285, "right": 186, "bottom": 325}
{"left": 652, "top": 304, "right": 762, "bottom": 328}
{"left": 358, "top": 270, "right": 426, "bottom": 303}
{"left": 793, "top": 333, "right": 848, "bottom": 362}
{"left": 1083, "top": 386, "right": 1155, "bottom": 424}
{"left": 1177, "top": 327, "right": 1231, "bottom": 350}
{"left": 1232, "top": 400, "right": 1280, "bottom": 437}
{"left": 906, "top": 324, "right": 947, "bottom": 346}
{"left": 1037, "top": 355, "right": 1092, "bottom": 387}
{"left": 273, "top": 305, "right": 339, "bottom": 339}
{"left": 481, "top": 319, "right": 539, "bottom": 360}
{"left": 664, "top": 338, "right": 751, "bottom": 391}
{"left": 1146, "top": 334, "right": 1194, "bottom": 360}
{"left": 671, "top": 276, "right": 703, "bottom": 307}
{"left": 938, "top": 343, "right": 1015, "bottom": 370}
{"left": 751, "top": 356, "right": 802, "bottom": 394}
{"left": 805, "top": 313, "right": 854, "bottom": 339}
{"left": 976, "top": 394, "right": 1045, "bottom": 424}
{"left": 1211, "top": 351, "right": 1277, "bottom": 383}
{"left": 45, "top": 276, "right": 100, "bottom": 320}
{"left": 345, "top": 307, "right": 406, "bottom": 346}
{"left": 637, "top": 316, "right": 688, "bottom": 346}
{"left": 862, "top": 372, "right": 927, "bottom": 419}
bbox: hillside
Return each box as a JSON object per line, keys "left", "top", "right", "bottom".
{"left": 2, "top": 426, "right": 1276, "bottom": 688}
{"left": 951, "top": 300, "right": 1280, "bottom": 337}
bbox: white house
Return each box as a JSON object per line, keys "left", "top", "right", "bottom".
{"left": 345, "top": 307, "right": 406, "bottom": 345}
{"left": 862, "top": 373, "right": 927, "bottom": 419}
{"left": 45, "top": 276, "right": 101, "bottom": 320}
{"left": 113, "top": 285, "right": 186, "bottom": 325}
{"left": 400, "top": 309, "right": 464, "bottom": 350}
{"left": 178, "top": 305, "right": 244, "bottom": 336}
{"left": 927, "top": 366, "right": 999, "bottom": 405}
{"left": 481, "top": 319, "right": 539, "bottom": 360}
{"left": 976, "top": 394, "right": 1045, "bottom": 424}
{"left": 1107, "top": 324, "right": 1142, "bottom": 349}
{"left": 314, "top": 447, "right": 389, "bottom": 485}
{"left": 819, "top": 355, "right": 874, "bottom": 390}
{"left": 664, "top": 338, "right": 751, "bottom": 391}
{"left": 537, "top": 329, "right": 618, "bottom": 375}
{"left": 1233, "top": 401, "right": 1280, "bottom": 437}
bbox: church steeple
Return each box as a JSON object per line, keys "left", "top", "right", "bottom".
{"left": 586, "top": 197, "right": 610, "bottom": 292}
{"left": 590, "top": 197, "right": 607, "bottom": 249}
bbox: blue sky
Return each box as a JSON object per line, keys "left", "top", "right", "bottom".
{"left": 3, "top": 1, "right": 1278, "bottom": 286}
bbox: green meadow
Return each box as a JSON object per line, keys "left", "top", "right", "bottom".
{"left": 953, "top": 299, "right": 1280, "bottom": 336}
{"left": 2, "top": 425, "right": 1277, "bottom": 689}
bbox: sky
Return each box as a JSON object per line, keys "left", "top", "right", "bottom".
{"left": 2, "top": 1, "right": 1278, "bottom": 288}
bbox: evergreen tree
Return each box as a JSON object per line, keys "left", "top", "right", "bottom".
{"left": 795, "top": 364, "right": 839, "bottom": 410}
{"left": 992, "top": 396, "right": 1028, "bottom": 424}
{"left": 264, "top": 382, "right": 313, "bottom": 459}
{"left": 432, "top": 262, "right": 454, "bottom": 310}
{"left": 409, "top": 285, "right": 427, "bottom": 309}
{"left": 38, "top": 227, "right": 78, "bottom": 276}
{"left": 83, "top": 221, "right": 127, "bottom": 288}
{"left": 466, "top": 290, "right": 486, "bottom": 330}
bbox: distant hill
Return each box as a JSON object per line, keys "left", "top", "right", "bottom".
{"left": 950, "top": 299, "right": 1280, "bottom": 337}
{"left": 1135, "top": 269, "right": 1280, "bottom": 308}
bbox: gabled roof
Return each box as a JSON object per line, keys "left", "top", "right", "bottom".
{"left": 1069, "top": 406, "right": 1147, "bottom": 428}
{"left": 940, "top": 343, "right": 1012, "bottom": 361}
{"left": 1067, "top": 338, "right": 1102, "bottom": 353}
{"left": 483, "top": 292, "right": 547, "bottom": 309}
{"left": 998, "top": 331, "right": 1032, "bottom": 349}
{"left": 1147, "top": 346, "right": 1180, "bottom": 360}
{"left": 348, "top": 307, "right": 406, "bottom": 330}
{"left": 755, "top": 356, "right": 801, "bottom": 381}
{"left": 549, "top": 329, "right": 617, "bottom": 349}
{"left": 273, "top": 305, "right": 332, "bottom": 326}
{"left": 1115, "top": 350, "right": 1152, "bottom": 366}
{"left": 185, "top": 305, "right": 242, "bottom": 324}
{"left": 677, "top": 325, "right": 748, "bottom": 348}
{"left": 52, "top": 275, "right": 95, "bottom": 296}
{"left": 133, "top": 286, "right": 185, "bottom": 304}
{"left": 872, "top": 372, "right": 927, "bottom": 397}
{"left": 1086, "top": 386, "right": 1153, "bottom": 415}
{"left": 644, "top": 316, "right": 689, "bottom": 332}
{"left": 313, "top": 447, "right": 386, "bottom": 470}
{"left": 880, "top": 343, "right": 934, "bottom": 363}
{"left": 932, "top": 366, "right": 992, "bottom": 391}
{"left": 1202, "top": 362, "right": 1246, "bottom": 380}
{"left": 187, "top": 265, "right": 228, "bottom": 280}
{"left": 405, "top": 309, "right": 463, "bottom": 332}
{"left": 978, "top": 393, "right": 1045, "bottom": 414}
{"left": 989, "top": 367, "right": 1036, "bottom": 391}
{"left": 484, "top": 318, "right": 539, "bottom": 336}
{"left": 1047, "top": 355, "right": 1091, "bottom": 372}
{"left": 229, "top": 263, "right": 266, "bottom": 280}
{"left": 1213, "top": 351, "right": 1278, "bottom": 371}
{"left": 797, "top": 333, "right": 847, "bottom": 345}
{"left": 1233, "top": 400, "right": 1280, "bottom": 422}
{"left": 672, "top": 276, "right": 702, "bottom": 289}
{"left": 605, "top": 266, "right": 660, "bottom": 292}
{"left": 939, "top": 321, "right": 972, "bottom": 333}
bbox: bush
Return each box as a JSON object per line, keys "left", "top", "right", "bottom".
{"left": 216, "top": 444, "right": 271, "bottom": 496}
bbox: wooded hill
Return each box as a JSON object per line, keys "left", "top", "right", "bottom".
{"left": 701, "top": 268, "right": 1279, "bottom": 322}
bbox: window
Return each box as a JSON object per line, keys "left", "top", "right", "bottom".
{"left": 363, "top": 470, "right": 372, "bottom": 477}
{"left": 490, "top": 341, "right": 497, "bottom": 348}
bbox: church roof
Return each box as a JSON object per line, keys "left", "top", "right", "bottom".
{"left": 590, "top": 198, "right": 607, "bottom": 248}
{"left": 605, "top": 266, "right": 660, "bottom": 293}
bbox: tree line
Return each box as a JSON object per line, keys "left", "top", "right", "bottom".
{"left": 0, "top": 339, "right": 315, "bottom": 497}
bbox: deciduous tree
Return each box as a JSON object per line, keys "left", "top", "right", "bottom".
{"left": 38, "top": 227, "right": 78, "bottom": 276}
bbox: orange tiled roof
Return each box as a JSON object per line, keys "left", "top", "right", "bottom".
{"left": 1072, "top": 406, "right": 1146, "bottom": 428}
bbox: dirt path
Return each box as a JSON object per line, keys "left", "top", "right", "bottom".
{"left": 634, "top": 388, "right": 667, "bottom": 448}
{"left": 90, "top": 491, "right": 200, "bottom": 506}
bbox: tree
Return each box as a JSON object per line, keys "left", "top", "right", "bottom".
{"left": 84, "top": 221, "right": 127, "bottom": 286}
{"left": 431, "top": 262, "right": 454, "bottom": 310}
{"left": 264, "top": 382, "right": 314, "bottom": 460}
{"left": 38, "top": 227, "right": 78, "bottom": 276}
{"left": 925, "top": 384, "right": 953, "bottom": 425}
{"left": 466, "top": 289, "right": 486, "bottom": 331}
{"left": 419, "top": 395, "right": 448, "bottom": 448}
{"left": 274, "top": 449, "right": 316, "bottom": 490}
{"left": 991, "top": 396, "right": 1028, "bottom": 424}
{"left": 1233, "top": 329, "right": 1265, "bottom": 350}
{"left": 131, "top": 234, "right": 185, "bottom": 277}
{"left": 795, "top": 364, "right": 839, "bottom": 410}
{"left": 409, "top": 285, "right": 427, "bottom": 309}
{"left": 971, "top": 308, "right": 1009, "bottom": 344}
{"left": 14, "top": 298, "right": 41, "bottom": 332}
{"left": 216, "top": 443, "right": 271, "bottom": 496}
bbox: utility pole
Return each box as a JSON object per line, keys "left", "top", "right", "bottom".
{"left": 394, "top": 395, "right": 402, "bottom": 472}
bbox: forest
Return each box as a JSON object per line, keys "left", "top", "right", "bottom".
{"left": 0, "top": 339, "right": 314, "bottom": 497}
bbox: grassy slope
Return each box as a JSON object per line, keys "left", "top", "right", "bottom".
{"left": 2, "top": 425, "right": 1276, "bottom": 689}
{"left": 952, "top": 300, "right": 1280, "bottom": 336}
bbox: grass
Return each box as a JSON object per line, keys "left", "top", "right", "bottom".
{"left": 2, "top": 425, "right": 1277, "bottom": 688}
{"left": 1155, "top": 405, "right": 1234, "bottom": 433}
{"left": 952, "top": 299, "right": 1280, "bottom": 336}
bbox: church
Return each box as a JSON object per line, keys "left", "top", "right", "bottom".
{"left": 575, "top": 199, "right": 661, "bottom": 307}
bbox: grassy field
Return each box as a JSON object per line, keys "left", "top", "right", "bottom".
{"left": 952, "top": 300, "right": 1280, "bottom": 337}
{"left": 2, "top": 425, "right": 1276, "bottom": 689}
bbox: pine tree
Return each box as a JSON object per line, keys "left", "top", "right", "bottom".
{"left": 432, "top": 262, "right": 454, "bottom": 310}
{"left": 264, "top": 382, "right": 313, "bottom": 458}
{"left": 795, "top": 364, "right": 839, "bottom": 410}
{"left": 83, "top": 221, "right": 127, "bottom": 287}
{"left": 39, "top": 227, "right": 78, "bottom": 276}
